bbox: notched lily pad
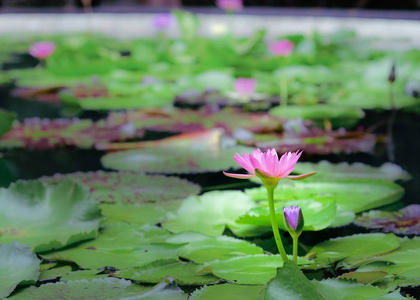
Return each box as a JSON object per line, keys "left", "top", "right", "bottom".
{"left": 0, "top": 181, "right": 101, "bottom": 252}
{"left": 41, "top": 171, "right": 200, "bottom": 203}
{"left": 0, "top": 118, "right": 143, "bottom": 149}
{"left": 0, "top": 241, "right": 40, "bottom": 298}
{"left": 354, "top": 205, "right": 420, "bottom": 235}
{"left": 8, "top": 277, "right": 187, "bottom": 300}
{"left": 293, "top": 161, "right": 411, "bottom": 182}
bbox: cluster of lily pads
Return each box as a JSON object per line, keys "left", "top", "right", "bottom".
{"left": 0, "top": 9, "right": 419, "bottom": 300}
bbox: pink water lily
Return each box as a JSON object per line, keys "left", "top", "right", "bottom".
{"left": 29, "top": 42, "right": 55, "bottom": 59}
{"left": 216, "top": 0, "right": 243, "bottom": 11}
{"left": 224, "top": 149, "right": 315, "bottom": 181}
{"left": 268, "top": 39, "right": 294, "bottom": 56}
{"left": 234, "top": 78, "right": 256, "bottom": 98}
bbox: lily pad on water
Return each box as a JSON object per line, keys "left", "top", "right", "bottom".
{"left": 270, "top": 104, "right": 364, "bottom": 129}
{"left": 118, "top": 259, "right": 219, "bottom": 285}
{"left": 354, "top": 205, "right": 420, "bottom": 235}
{"left": 189, "top": 284, "right": 265, "bottom": 300}
{"left": 101, "top": 141, "right": 254, "bottom": 174}
{"left": 293, "top": 161, "right": 411, "bottom": 182}
{"left": 246, "top": 179, "right": 404, "bottom": 213}
{"left": 8, "top": 277, "right": 187, "bottom": 300}
{"left": 0, "top": 241, "right": 40, "bottom": 298}
{"left": 309, "top": 233, "right": 400, "bottom": 268}
{"left": 0, "top": 118, "right": 143, "bottom": 150}
{"left": 41, "top": 171, "right": 200, "bottom": 203}
{"left": 43, "top": 223, "right": 180, "bottom": 269}
{"left": 0, "top": 181, "right": 101, "bottom": 252}
{"left": 162, "top": 191, "right": 256, "bottom": 237}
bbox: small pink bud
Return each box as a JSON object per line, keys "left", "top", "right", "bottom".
{"left": 234, "top": 78, "right": 256, "bottom": 98}
{"left": 216, "top": 0, "right": 243, "bottom": 11}
{"left": 283, "top": 205, "right": 304, "bottom": 236}
{"left": 268, "top": 40, "right": 294, "bottom": 57}
{"left": 29, "top": 42, "right": 55, "bottom": 60}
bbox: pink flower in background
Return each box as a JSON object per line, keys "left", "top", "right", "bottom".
{"left": 283, "top": 205, "right": 304, "bottom": 233}
{"left": 29, "top": 42, "right": 55, "bottom": 59}
{"left": 268, "top": 39, "right": 294, "bottom": 56}
{"left": 224, "top": 149, "right": 316, "bottom": 180}
{"left": 216, "top": 0, "right": 243, "bottom": 11}
{"left": 153, "top": 13, "right": 174, "bottom": 30}
{"left": 234, "top": 78, "right": 256, "bottom": 98}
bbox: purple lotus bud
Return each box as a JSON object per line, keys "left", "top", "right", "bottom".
{"left": 388, "top": 64, "right": 396, "bottom": 84}
{"left": 283, "top": 205, "right": 304, "bottom": 236}
{"left": 234, "top": 78, "right": 256, "bottom": 98}
{"left": 268, "top": 40, "right": 294, "bottom": 57}
{"left": 153, "top": 13, "right": 174, "bottom": 30}
{"left": 216, "top": 0, "right": 243, "bottom": 11}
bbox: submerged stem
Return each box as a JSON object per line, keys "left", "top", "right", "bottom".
{"left": 266, "top": 186, "right": 289, "bottom": 263}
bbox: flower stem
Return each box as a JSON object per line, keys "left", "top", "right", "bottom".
{"left": 266, "top": 186, "right": 289, "bottom": 263}
{"left": 293, "top": 236, "right": 298, "bottom": 264}
{"left": 280, "top": 77, "right": 288, "bottom": 107}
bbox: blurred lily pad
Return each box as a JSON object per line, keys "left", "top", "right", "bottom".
{"left": 354, "top": 205, "right": 420, "bottom": 235}
{"left": 0, "top": 110, "right": 15, "bottom": 139}
{"left": 0, "top": 181, "right": 101, "bottom": 252}
{"left": 293, "top": 161, "right": 411, "bottom": 182}
{"left": 0, "top": 241, "right": 40, "bottom": 298}
{"left": 41, "top": 171, "right": 200, "bottom": 203}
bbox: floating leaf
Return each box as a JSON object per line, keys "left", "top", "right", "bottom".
{"left": 41, "top": 171, "right": 200, "bottom": 203}
{"left": 354, "top": 205, "right": 420, "bottom": 235}
{"left": 201, "top": 254, "right": 312, "bottom": 285}
{"left": 0, "top": 118, "right": 143, "bottom": 149}
{"left": 60, "top": 270, "right": 109, "bottom": 282}
{"left": 189, "top": 284, "right": 265, "bottom": 300}
{"left": 0, "top": 181, "right": 101, "bottom": 252}
{"left": 309, "top": 233, "right": 400, "bottom": 267}
{"left": 237, "top": 199, "right": 337, "bottom": 231}
{"left": 0, "top": 241, "right": 40, "bottom": 298}
{"left": 178, "top": 236, "right": 263, "bottom": 264}
{"left": 101, "top": 130, "right": 254, "bottom": 174}
{"left": 338, "top": 271, "right": 388, "bottom": 285}
{"left": 38, "top": 266, "right": 72, "bottom": 281}
{"left": 270, "top": 104, "right": 364, "bottom": 128}
{"left": 118, "top": 259, "right": 219, "bottom": 285}
{"left": 100, "top": 203, "right": 167, "bottom": 225}
{"left": 311, "top": 278, "right": 390, "bottom": 300}
{"left": 162, "top": 191, "right": 256, "bottom": 237}
{"left": 246, "top": 179, "right": 404, "bottom": 213}
{"left": 241, "top": 130, "right": 377, "bottom": 155}
{"left": 265, "top": 263, "right": 324, "bottom": 300}
{"left": 8, "top": 277, "right": 187, "bottom": 300}
{"left": 357, "top": 262, "right": 420, "bottom": 282}
{"left": 0, "top": 110, "right": 15, "bottom": 139}
{"left": 293, "top": 161, "right": 411, "bottom": 182}
{"left": 43, "top": 223, "right": 180, "bottom": 269}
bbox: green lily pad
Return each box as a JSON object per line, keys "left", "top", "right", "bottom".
{"left": 41, "top": 171, "right": 200, "bottom": 203}
{"left": 0, "top": 181, "right": 101, "bottom": 252}
{"left": 162, "top": 191, "right": 256, "bottom": 237}
{"left": 0, "top": 110, "right": 15, "bottom": 139}
{"left": 8, "top": 277, "right": 187, "bottom": 300}
{"left": 356, "top": 262, "right": 420, "bottom": 282}
{"left": 338, "top": 271, "right": 388, "bottom": 285}
{"left": 38, "top": 266, "right": 72, "bottom": 281}
{"left": 270, "top": 105, "right": 364, "bottom": 128}
{"left": 293, "top": 161, "right": 411, "bottom": 182}
{"left": 246, "top": 179, "right": 404, "bottom": 213}
{"left": 178, "top": 236, "right": 264, "bottom": 263}
{"left": 101, "top": 144, "right": 254, "bottom": 174}
{"left": 237, "top": 199, "right": 337, "bottom": 231}
{"left": 189, "top": 284, "right": 265, "bottom": 300}
{"left": 309, "top": 233, "right": 400, "bottom": 267}
{"left": 60, "top": 270, "right": 109, "bottom": 282}
{"left": 201, "top": 254, "right": 312, "bottom": 285}
{"left": 100, "top": 203, "right": 166, "bottom": 225}
{"left": 43, "top": 223, "right": 180, "bottom": 269}
{"left": 265, "top": 262, "right": 324, "bottom": 300}
{"left": 118, "top": 259, "right": 219, "bottom": 285}
{"left": 0, "top": 241, "right": 40, "bottom": 298}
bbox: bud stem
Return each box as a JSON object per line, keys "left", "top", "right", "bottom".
{"left": 293, "top": 236, "right": 298, "bottom": 264}
{"left": 266, "top": 185, "right": 289, "bottom": 263}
